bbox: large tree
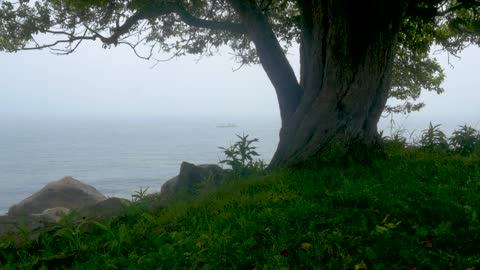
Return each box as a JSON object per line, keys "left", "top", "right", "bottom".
{"left": 1, "top": 0, "right": 479, "bottom": 167}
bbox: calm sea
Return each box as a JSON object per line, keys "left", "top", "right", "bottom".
{"left": 0, "top": 116, "right": 281, "bottom": 214}
{"left": 2, "top": 114, "right": 476, "bottom": 214}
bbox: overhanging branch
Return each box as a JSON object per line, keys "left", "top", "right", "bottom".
{"left": 174, "top": 4, "right": 245, "bottom": 34}
{"left": 98, "top": 11, "right": 150, "bottom": 45}
{"left": 227, "top": 0, "right": 303, "bottom": 123}
{"left": 21, "top": 34, "right": 96, "bottom": 51}
{"left": 13, "top": 1, "right": 245, "bottom": 57}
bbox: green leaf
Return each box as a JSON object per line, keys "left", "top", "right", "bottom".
{"left": 366, "top": 247, "right": 378, "bottom": 260}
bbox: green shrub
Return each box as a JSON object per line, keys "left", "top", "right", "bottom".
{"left": 131, "top": 187, "right": 149, "bottom": 202}
{"left": 419, "top": 122, "right": 449, "bottom": 152}
{"left": 449, "top": 124, "right": 480, "bottom": 156}
{"left": 219, "top": 134, "right": 265, "bottom": 177}
{"left": 381, "top": 128, "right": 408, "bottom": 145}
{"left": 381, "top": 128, "right": 409, "bottom": 155}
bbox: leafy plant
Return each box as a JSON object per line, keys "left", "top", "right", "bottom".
{"left": 219, "top": 134, "right": 263, "bottom": 176}
{"left": 131, "top": 187, "right": 149, "bottom": 202}
{"left": 380, "top": 115, "right": 418, "bottom": 153}
{"left": 382, "top": 129, "right": 408, "bottom": 145}
{"left": 53, "top": 226, "right": 83, "bottom": 251}
{"left": 381, "top": 128, "right": 409, "bottom": 154}
{"left": 419, "top": 122, "right": 449, "bottom": 152}
{"left": 450, "top": 125, "right": 480, "bottom": 156}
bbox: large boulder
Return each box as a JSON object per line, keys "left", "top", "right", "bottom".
{"left": 7, "top": 176, "right": 106, "bottom": 216}
{"left": 31, "top": 207, "right": 71, "bottom": 222}
{"left": 0, "top": 214, "right": 59, "bottom": 244}
{"left": 0, "top": 198, "right": 131, "bottom": 244}
{"left": 160, "top": 162, "right": 224, "bottom": 199}
{"left": 77, "top": 197, "right": 131, "bottom": 220}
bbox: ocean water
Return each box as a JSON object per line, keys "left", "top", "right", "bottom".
{"left": 0, "top": 116, "right": 281, "bottom": 214}
{"left": 2, "top": 114, "right": 475, "bottom": 215}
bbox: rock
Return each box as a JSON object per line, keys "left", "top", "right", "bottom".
{"left": 1, "top": 177, "right": 136, "bottom": 244}
{"left": 160, "top": 162, "right": 224, "bottom": 199}
{"left": 8, "top": 176, "right": 106, "bottom": 216}
{"left": 0, "top": 214, "right": 54, "bottom": 235}
{"left": 77, "top": 197, "right": 131, "bottom": 220}
{"left": 0, "top": 214, "right": 58, "bottom": 244}
{"left": 0, "top": 198, "right": 132, "bottom": 244}
{"left": 31, "top": 207, "right": 71, "bottom": 222}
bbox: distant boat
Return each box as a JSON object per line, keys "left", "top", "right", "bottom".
{"left": 216, "top": 123, "right": 238, "bottom": 128}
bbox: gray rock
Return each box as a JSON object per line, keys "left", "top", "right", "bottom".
{"left": 77, "top": 197, "right": 131, "bottom": 220}
{"left": 8, "top": 176, "right": 106, "bottom": 216}
{"left": 0, "top": 198, "right": 132, "bottom": 244}
{"left": 0, "top": 214, "right": 54, "bottom": 235}
{"left": 0, "top": 214, "right": 58, "bottom": 244}
{"left": 1, "top": 177, "right": 136, "bottom": 244}
{"left": 31, "top": 207, "right": 71, "bottom": 222}
{"left": 160, "top": 162, "right": 224, "bottom": 199}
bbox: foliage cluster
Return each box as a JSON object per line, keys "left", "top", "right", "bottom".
{"left": 1, "top": 131, "right": 480, "bottom": 269}
{"left": 219, "top": 133, "right": 266, "bottom": 178}
{"left": 383, "top": 122, "right": 480, "bottom": 156}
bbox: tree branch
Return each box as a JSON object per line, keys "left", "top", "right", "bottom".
{"left": 95, "top": 3, "right": 245, "bottom": 47}
{"left": 174, "top": 4, "right": 245, "bottom": 34}
{"left": 100, "top": 11, "right": 149, "bottom": 45}
{"left": 21, "top": 35, "right": 96, "bottom": 51}
{"left": 12, "top": 1, "right": 245, "bottom": 57}
{"left": 227, "top": 0, "right": 303, "bottom": 123}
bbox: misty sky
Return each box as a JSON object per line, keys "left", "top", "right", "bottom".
{"left": 0, "top": 41, "right": 479, "bottom": 133}
{"left": 0, "top": 44, "right": 279, "bottom": 120}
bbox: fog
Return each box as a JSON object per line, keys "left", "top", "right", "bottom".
{"left": 0, "top": 44, "right": 279, "bottom": 120}
{"left": 0, "top": 42, "right": 479, "bottom": 135}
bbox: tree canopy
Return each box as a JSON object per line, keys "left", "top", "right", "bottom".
{"left": 389, "top": 0, "right": 479, "bottom": 113}
{"left": 0, "top": 0, "right": 478, "bottom": 114}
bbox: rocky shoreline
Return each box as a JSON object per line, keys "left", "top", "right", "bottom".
{"left": 0, "top": 162, "right": 225, "bottom": 244}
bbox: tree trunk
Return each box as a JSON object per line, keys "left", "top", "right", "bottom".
{"left": 231, "top": 0, "right": 408, "bottom": 168}
{"left": 270, "top": 0, "right": 407, "bottom": 167}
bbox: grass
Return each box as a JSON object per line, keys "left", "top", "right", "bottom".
{"left": 1, "top": 145, "right": 480, "bottom": 269}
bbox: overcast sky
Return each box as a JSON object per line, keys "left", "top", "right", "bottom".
{"left": 0, "top": 43, "right": 279, "bottom": 120}
{"left": 0, "top": 41, "right": 478, "bottom": 133}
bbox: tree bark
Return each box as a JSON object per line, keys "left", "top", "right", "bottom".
{"left": 230, "top": 0, "right": 408, "bottom": 168}
{"left": 269, "top": 0, "right": 407, "bottom": 167}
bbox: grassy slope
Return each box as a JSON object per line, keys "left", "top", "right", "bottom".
{"left": 1, "top": 146, "right": 480, "bottom": 270}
